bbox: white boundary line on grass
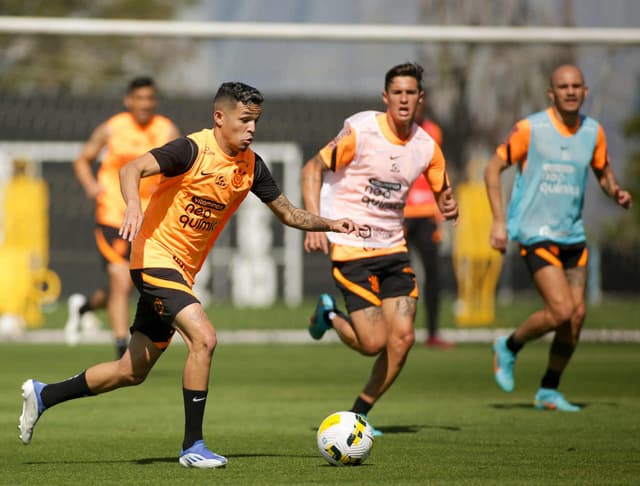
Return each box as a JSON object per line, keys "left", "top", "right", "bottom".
{"left": 2, "top": 328, "right": 640, "bottom": 345}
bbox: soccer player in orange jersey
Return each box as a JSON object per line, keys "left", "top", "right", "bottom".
{"left": 19, "top": 82, "right": 362, "bottom": 468}
{"left": 67, "top": 76, "right": 180, "bottom": 357}
{"left": 302, "top": 63, "right": 459, "bottom": 434}
{"left": 404, "top": 96, "right": 453, "bottom": 349}
{"left": 486, "top": 64, "right": 632, "bottom": 411}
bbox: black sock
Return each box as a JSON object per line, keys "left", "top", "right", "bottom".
{"left": 79, "top": 302, "right": 91, "bottom": 315}
{"left": 116, "top": 339, "right": 128, "bottom": 359}
{"left": 40, "top": 370, "right": 95, "bottom": 409}
{"left": 541, "top": 369, "right": 561, "bottom": 389}
{"left": 326, "top": 309, "right": 351, "bottom": 327}
{"left": 350, "top": 396, "right": 373, "bottom": 416}
{"left": 183, "top": 388, "right": 208, "bottom": 450}
{"left": 506, "top": 333, "right": 524, "bottom": 354}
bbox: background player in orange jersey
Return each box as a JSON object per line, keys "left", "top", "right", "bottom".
{"left": 20, "top": 81, "right": 362, "bottom": 469}
{"left": 486, "top": 64, "right": 632, "bottom": 411}
{"left": 66, "top": 76, "right": 180, "bottom": 357}
{"left": 302, "top": 62, "right": 459, "bottom": 434}
{"left": 404, "top": 96, "right": 453, "bottom": 349}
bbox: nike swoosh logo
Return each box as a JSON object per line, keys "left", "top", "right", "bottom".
{"left": 192, "top": 397, "right": 206, "bottom": 402}
{"left": 389, "top": 155, "right": 401, "bottom": 160}
{"left": 201, "top": 171, "right": 214, "bottom": 176}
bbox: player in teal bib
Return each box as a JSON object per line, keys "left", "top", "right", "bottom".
{"left": 507, "top": 110, "right": 598, "bottom": 246}
{"left": 485, "top": 64, "right": 632, "bottom": 411}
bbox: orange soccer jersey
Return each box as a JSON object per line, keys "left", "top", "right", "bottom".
{"left": 96, "top": 112, "right": 175, "bottom": 227}
{"left": 130, "top": 129, "right": 258, "bottom": 286}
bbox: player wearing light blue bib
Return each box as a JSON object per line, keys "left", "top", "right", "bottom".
{"left": 507, "top": 109, "right": 598, "bottom": 246}
{"left": 485, "top": 65, "right": 632, "bottom": 412}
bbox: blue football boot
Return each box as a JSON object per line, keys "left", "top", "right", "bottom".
{"left": 179, "top": 440, "right": 228, "bottom": 468}
{"left": 492, "top": 336, "right": 516, "bottom": 392}
{"left": 534, "top": 388, "right": 580, "bottom": 412}
{"left": 308, "top": 293, "right": 336, "bottom": 340}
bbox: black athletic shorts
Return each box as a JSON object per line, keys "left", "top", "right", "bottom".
{"left": 95, "top": 224, "right": 131, "bottom": 268}
{"left": 332, "top": 252, "right": 418, "bottom": 313}
{"left": 519, "top": 241, "right": 588, "bottom": 275}
{"left": 130, "top": 268, "right": 200, "bottom": 350}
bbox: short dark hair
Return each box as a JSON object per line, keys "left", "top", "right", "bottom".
{"left": 214, "top": 82, "right": 264, "bottom": 109}
{"left": 128, "top": 76, "right": 155, "bottom": 93}
{"left": 384, "top": 62, "right": 424, "bottom": 92}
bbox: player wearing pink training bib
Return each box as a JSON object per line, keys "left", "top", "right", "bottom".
{"left": 302, "top": 62, "right": 459, "bottom": 434}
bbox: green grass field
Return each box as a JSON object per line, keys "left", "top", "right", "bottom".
{"left": 2, "top": 339, "right": 639, "bottom": 485}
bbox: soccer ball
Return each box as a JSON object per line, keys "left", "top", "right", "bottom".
{"left": 316, "top": 411, "right": 374, "bottom": 466}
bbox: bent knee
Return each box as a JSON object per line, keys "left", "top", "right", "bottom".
{"left": 389, "top": 324, "right": 415, "bottom": 346}
{"left": 128, "top": 372, "right": 147, "bottom": 386}
{"left": 118, "top": 366, "right": 149, "bottom": 387}
{"left": 360, "top": 337, "right": 387, "bottom": 356}
{"left": 201, "top": 330, "right": 218, "bottom": 352}
{"left": 401, "top": 328, "right": 416, "bottom": 349}
{"left": 573, "top": 304, "right": 586, "bottom": 325}
{"left": 547, "top": 304, "right": 574, "bottom": 328}
{"left": 190, "top": 328, "right": 218, "bottom": 356}
{"left": 361, "top": 329, "right": 415, "bottom": 357}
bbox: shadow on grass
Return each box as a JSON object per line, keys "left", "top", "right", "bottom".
{"left": 316, "top": 462, "right": 375, "bottom": 468}
{"left": 378, "top": 424, "right": 460, "bottom": 434}
{"left": 26, "top": 451, "right": 318, "bottom": 467}
{"left": 135, "top": 452, "right": 318, "bottom": 464}
{"left": 24, "top": 458, "right": 178, "bottom": 466}
{"left": 489, "top": 402, "right": 591, "bottom": 410}
{"left": 135, "top": 452, "right": 318, "bottom": 465}
{"left": 22, "top": 425, "right": 463, "bottom": 467}
{"left": 136, "top": 457, "right": 182, "bottom": 465}
{"left": 309, "top": 423, "right": 460, "bottom": 434}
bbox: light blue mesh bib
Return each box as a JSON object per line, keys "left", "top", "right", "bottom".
{"left": 507, "top": 110, "right": 598, "bottom": 245}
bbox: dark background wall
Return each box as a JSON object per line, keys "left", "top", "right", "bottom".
{"left": 2, "top": 94, "right": 638, "bottom": 298}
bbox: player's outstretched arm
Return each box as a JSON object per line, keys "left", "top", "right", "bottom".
{"left": 593, "top": 165, "right": 633, "bottom": 210}
{"left": 73, "top": 122, "right": 109, "bottom": 200}
{"left": 266, "top": 194, "right": 362, "bottom": 234}
{"left": 484, "top": 154, "right": 511, "bottom": 253}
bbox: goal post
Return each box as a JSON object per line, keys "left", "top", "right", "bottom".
{"left": 1, "top": 16, "right": 640, "bottom": 44}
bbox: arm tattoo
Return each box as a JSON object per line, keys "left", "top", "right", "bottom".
{"left": 290, "top": 207, "right": 330, "bottom": 230}
{"left": 271, "top": 195, "right": 331, "bottom": 231}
